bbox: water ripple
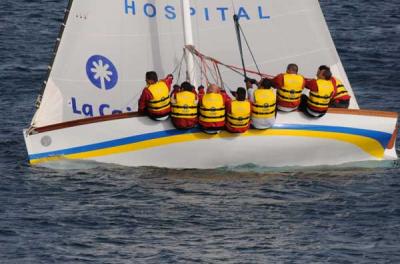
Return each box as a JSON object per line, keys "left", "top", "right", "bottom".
{"left": 0, "top": 0, "right": 399, "bottom": 263}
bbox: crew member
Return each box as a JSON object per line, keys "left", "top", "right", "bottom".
{"left": 170, "top": 84, "right": 181, "bottom": 97}
{"left": 197, "top": 85, "right": 205, "bottom": 97}
{"left": 138, "top": 71, "right": 173, "bottom": 121}
{"left": 273, "top": 63, "right": 305, "bottom": 112}
{"left": 331, "top": 78, "right": 350, "bottom": 108}
{"left": 199, "top": 84, "right": 230, "bottom": 134}
{"left": 304, "top": 67, "right": 336, "bottom": 117}
{"left": 316, "top": 65, "right": 351, "bottom": 109}
{"left": 245, "top": 77, "right": 258, "bottom": 90}
{"left": 249, "top": 78, "right": 277, "bottom": 129}
{"left": 226, "top": 87, "right": 251, "bottom": 133}
{"left": 171, "top": 82, "right": 198, "bottom": 129}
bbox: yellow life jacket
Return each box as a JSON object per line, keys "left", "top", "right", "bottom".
{"left": 333, "top": 78, "right": 349, "bottom": 100}
{"left": 277, "top": 74, "right": 304, "bottom": 103}
{"left": 307, "top": 79, "right": 334, "bottom": 111}
{"left": 252, "top": 89, "right": 276, "bottom": 119}
{"left": 171, "top": 91, "right": 197, "bottom": 119}
{"left": 199, "top": 93, "right": 225, "bottom": 123}
{"left": 147, "top": 81, "right": 170, "bottom": 113}
{"left": 227, "top": 100, "right": 251, "bottom": 128}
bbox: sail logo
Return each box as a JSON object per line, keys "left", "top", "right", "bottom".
{"left": 86, "top": 55, "right": 118, "bottom": 90}
{"left": 124, "top": 1, "right": 270, "bottom": 21}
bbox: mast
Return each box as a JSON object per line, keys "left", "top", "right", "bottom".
{"left": 181, "top": 0, "right": 196, "bottom": 86}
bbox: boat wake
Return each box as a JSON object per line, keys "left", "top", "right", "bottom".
{"left": 36, "top": 159, "right": 104, "bottom": 171}
{"left": 35, "top": 157, "right": 399, "bottom": 175}
{"left": 223, "top": 159, "right": 400, "bottom": 173}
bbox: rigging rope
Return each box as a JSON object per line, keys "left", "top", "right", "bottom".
{"left": 171, "top": 53, "right": 185, "bottom": 75}
{"left": 201, "top": 56, "right": 210, "bottom": 86}
{"left": 172, "top": 53, "right": 185, "bottom": 84}
{"left": 214, "top": 62, "right": 225, "bottom": 90}
{"left": 202, "top": 57, "right": 219, "bottom": 85}
{"left": 185, "top": 46, "right": 273, "bottom": 79}
{"left": 230, "top": 0, "right": 237, "bottom": 14}
{"left": 238, "top": 23, "right": 261, "bottom": 76}
{"left": 193, "top": 53, "right": 211, "bottom": 87}
{"left": 233, "top": 14, "right": 248, "bottom": 80}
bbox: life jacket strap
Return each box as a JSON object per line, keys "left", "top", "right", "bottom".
{"left": 148, "top": 102, "right": 170, "bottom": 110}
{"left": 252, "top": 110, "right": 275, "bottom": 115}
{"left": 277, "top": 94, "right": 301, "bottom": 100}
{"left": 279, "top": 88, "right": 302, "bottom": 94}
{"left": 227, "top": 115, "right": 250, "bottom": 121}
{"left": 172, "top": 105, "right": 197, "bottom": 109}
{"left": 200, "top": 107, "right": 225, "bottom": 112}
{"left": 199, "top": 114, "right": 225, "bottom": 119}
{"left": 149, "top": 97, "right": 169, "bottom": 104}
{"left": 252, "top": 103, "right": 276, "bottom": 108}
{"left": 310, "top": 92, "right": 331, "bottom": 99}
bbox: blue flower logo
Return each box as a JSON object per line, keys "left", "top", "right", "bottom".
{"left": 86, "top": 55, "right": 118, "bottom": 90}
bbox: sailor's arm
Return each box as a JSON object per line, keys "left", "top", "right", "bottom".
{"left": 272, "top": 74, "right": 284, "bottom": 88}
{"left": 305, "top": 79, "right": 318, "bottom": 92}
{"left": 330, "top": 78, "right": 337, "bottom": 99}
{"left": 225, "top": 100, "right": 232, "bottom": 114}
{"left": 138, "top": 88, "right": 151, "bottom": 113}
{"left": 170, "top": 93, "right": 177, "bottom": 104}
{"left": 301, "top": 76, "right": 306, "bottom": 88}
{"left": 221, "top": 90, "right": 232, "bottom": 105}
{"left": 161, "top": 74, "right": 174, "bottom": 91}
{"left": 247, "top": 88, "right": 255, "bottom": 103}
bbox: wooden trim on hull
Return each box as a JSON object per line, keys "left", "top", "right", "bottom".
{"left": 328, "top": 108, "right": 398, "bottom": 118}
{"left": 387, "top": 125, "right": 399, "bottom": 150}
{"left": 29, "top": 108, "right": 398, "bottom": 135}
{"left": 32, "top": 112, "right": 142, "bottom": 134}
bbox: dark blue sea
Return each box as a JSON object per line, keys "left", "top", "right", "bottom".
{"left": 1, "top": 0, "right": 400, "bottom": 263}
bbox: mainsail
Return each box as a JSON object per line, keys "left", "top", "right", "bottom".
{"left": 31, "top": 0, "right": 358, "bottom": 128}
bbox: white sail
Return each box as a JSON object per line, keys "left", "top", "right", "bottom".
{"left": 32, "top": 0, "right": 358, "bottom": 128}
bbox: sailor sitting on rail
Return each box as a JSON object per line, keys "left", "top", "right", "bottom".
{"left": 273, "top": 63, "right": 306, "bottom": 112}
{"left": 302, "top": 67, "right": 336, "bottom": 118}
{"left": 248, "top": 78, "right": 277, "bottom": 129}
{"left": 312, "top": 65, "right": 351, "bottom": 109}
{"left": 170, "top": 84, "right": 181, "bottom": 97}
{"left": 199, "top": 84, "right": 231, "bottom": 134}
{"left": 226, "top": 87, "right": 251, "bottom": 133}
{"left": 138, "top": 71, "right": 173, "bottom": 121}
{"left": 331, "top": 78, "right": 350, "bottom": 108}
{"left": 197, "top": 85, "right": 205, "bottom": 97}
{"left": 171, "top": 81, "right": 198, "bottom": 130}
{"left": 245, "top": 77, "right": 258, "bottom": 90}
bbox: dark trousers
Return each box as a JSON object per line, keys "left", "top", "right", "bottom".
{"left": 330, "top": 99, "right": 350, "bottom": 109}
{"left": 300, "top": 95, "right": 326, "bottom": 118}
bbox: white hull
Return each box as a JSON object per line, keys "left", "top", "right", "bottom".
{"left": 24, "top": 109, "right": 398, "bottom": 169}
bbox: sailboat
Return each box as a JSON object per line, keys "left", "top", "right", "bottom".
{"left": 24, "top": 0, "right": 398, "bottom": 168}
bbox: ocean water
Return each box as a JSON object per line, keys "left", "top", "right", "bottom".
{"left": 1, "top": 0, "right": 400, "bottom": 263}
